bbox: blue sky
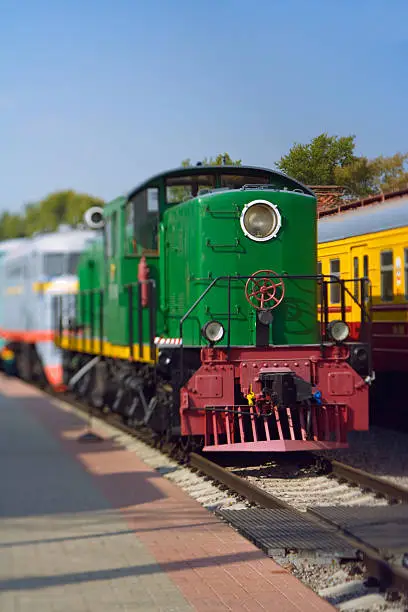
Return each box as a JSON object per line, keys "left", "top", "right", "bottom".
{"left": 1, "top": 0, "right": 407, "bottom": 213}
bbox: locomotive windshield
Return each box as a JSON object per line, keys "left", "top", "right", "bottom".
{"left": 44, "top": 253, "right": 65, "bottom": 277}
{"left": 68, "top": 253, "right": 81, "bottom": 274}
{"left": 219, "top": 174, "right": 270, "bottom": 189}
{"left": 164, "top": 169, "right": 297, "bottom": 205}
{"left": 166, "top": 174, "right": 216, "bottom": 204}
{"left": 44, "top": 252, "right": 82, "bottom": 277}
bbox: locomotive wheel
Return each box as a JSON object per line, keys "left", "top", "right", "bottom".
{"left": 124, "top": 393, "right": 145, "bottom": 427}
{"left": 144, "top": 383, "right": 173, "bottom": 435}
{"left": 89, "top": 360, "right": 108, "bottom": 410}
{"left": 75, "top": 370, "right": 92, "bottom": 399}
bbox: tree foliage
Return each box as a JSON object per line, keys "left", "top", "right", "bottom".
{"left": 0, "top": 213, "right": 26, "bottom": 240}
{"left": 276, "top": 133, "right": 408, "bottom": 198}
{"left": 0, "top": 154, "right": 241, "bottom": 240}
{"left": 181, "top": 152, "right": 242, "bottom": 167}
{"left": 276, "top": 134, "right": 356, "bottom": 185}
{"left": 0, "top": 190, "right": 104, "bottom": 241}
{"left": 334, "top": 152, "right": 408, "bottom": 197}
{"left": 374, "top": 153, "right": 408, "bottom": 193}
{"left": 3, "top": 143, "right": 407, "bottom": 241}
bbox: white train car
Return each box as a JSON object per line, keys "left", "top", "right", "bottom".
{"left": 0, "top": 238, "right": 27, "bottom": 357}
{"left": 0, "top": 225, "right": 99, "bottom": 388}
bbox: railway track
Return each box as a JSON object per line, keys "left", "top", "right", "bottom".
{"left": 29, "top": 383, "right": 408, "bottom": 607}
{"left": 190, "top": 453, "right": 408, "bottom": 596}
{"left": 326, "top": 458, "right": 408, "bottom": 505}
{"left": 67, "top": 389, "right": 408, "bottom": 504}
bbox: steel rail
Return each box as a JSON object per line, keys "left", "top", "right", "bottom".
{"left": 190, "top": 453, "right": 408, "bottom": 596}
{"left": 35, "top": 383, "right": 408, "bottom": 505}
{"left": 190, "top": 452, "right": 293, "bottom": 510}
{"left": 23, "top": 379, "right": 408, "bottom": 596}
{"left": 327, "top": 459, "right": 408, "bottom": 503}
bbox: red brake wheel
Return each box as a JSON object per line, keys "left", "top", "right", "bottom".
{"left": 244, "top": 269, "right": 285, "bottom": 311}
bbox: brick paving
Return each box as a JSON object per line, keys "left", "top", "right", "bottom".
{"left": 0, "top": 375, "right": 334, "bottom": 611}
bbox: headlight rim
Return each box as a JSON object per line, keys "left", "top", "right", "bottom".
{"left": 240, "top": 199, "right": 282, "bottom": 242}
{"left": 327, "top": 319, "right": 350, "bottom": 344}
{"left": 201, "top": 320, "right": 225, "bottom": 344}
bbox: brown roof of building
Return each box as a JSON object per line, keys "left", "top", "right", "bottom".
{"left": 311, "top": 185, "right": 408, "bottom": 218}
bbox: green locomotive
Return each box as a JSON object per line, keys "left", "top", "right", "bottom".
{"left": 55, "top": 164, "right": 372, "bottom": 451}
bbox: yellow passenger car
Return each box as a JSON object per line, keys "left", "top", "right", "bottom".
{"left": 318, "top": 191, "right": 408, "bottom": 372}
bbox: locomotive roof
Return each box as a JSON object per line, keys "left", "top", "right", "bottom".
{"left": 3, "top": 229, "right": 97, "bottom": 259}
{"left": 318, "top": 193, "right": 408, "bottom": 243}
{"left": 127, "top": 165, "right": 315, "bottom": 200}
{"left": 0, "top": 238, "right": 26, "bottom": 253}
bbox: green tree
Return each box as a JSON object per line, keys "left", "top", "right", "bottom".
{"left": 277, "top": 134, "right": 408, "bottom": 199}
{"left": 0, "top": 190, "right": 104, "bottom": 240}
{"left": 276, "top": 133, "right": 356, "bottom": 185}
{"left": 335, "top": 153, "right": 408, "bottom": 197}
{"left": 34, "top": 190, "right": 104, "bottom": 233}
{"left": 375, "top": 153, "right": 408, "bottom": 193}
{"left": 0, "top": 212, "right": 26, "bottom": 240}
{"left": 334, "top": 156, "right": 380, "bottom": 198}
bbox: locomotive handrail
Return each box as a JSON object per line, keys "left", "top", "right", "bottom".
{"left": 53, "top": 272, "right": 369, "bottom": 386}
{"left": 323, "top": 275, "right": 372, "bottom": 329}
{"left": 179, "top": 273, "right": 371, "bottom": 348}
{"left": 124, "top": 279, "right": 157, "bottom": 361}
{"left": 180, "top": 273, "right": 370, "bottom": 330}
{"left": 318, "top": 275, "right": 372, "bottom": 312}
{"left": 54, "top": 281, "right": 157, "bottom": 362}
{"left": 178, "top": 272, "right": 372, "bottom": 387}
{"left": 52, "top": 288, "right": 104, "bottom": 355}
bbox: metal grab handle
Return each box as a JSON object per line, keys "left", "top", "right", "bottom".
{"left": 206, "top": 238, "right": 240, "bottom": 249}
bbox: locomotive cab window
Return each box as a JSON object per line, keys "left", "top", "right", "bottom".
{"left": 44, "top": 252, "right": 83, "bottom": 276}
{"left": 68, "top": 253, "right": 81, "bottom": 275}
{"left": 7, "top": 260, "right": 22, "bottom": 279}
{"left": 126, "top": 199, "right": 134, "bottom": 236}
{"left": 380, "top": 250, "right": 393, "bottom": 301}
{"left": 126, "top": 187, "right": 159, "bottom": 255}
{"left": 329, "top": 258, "right": 341, "bottom": 304}
{"left": 44, "top": 253, "right": 65, "bottom": 277}
{"left": 166, "top": 174, "right": 216, "bottom": 204}
{"left": 105, "top": 213, "right": 117, "bottom": 258}
{"left": 220, "top": 174, "right": 270, "bottom": 189}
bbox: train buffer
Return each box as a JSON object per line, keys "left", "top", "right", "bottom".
{"left": 0, "top": 374, "right": 335, "bottom": 611}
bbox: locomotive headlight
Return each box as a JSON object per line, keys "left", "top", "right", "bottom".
{"left": 201, "top": 321, "right": 225, "bottom": 344}
{"left": 240, "top": 200, "right": 281, "bottom": 242}
{"left": 327, "top": 320, "right": 350, "bottom": 343}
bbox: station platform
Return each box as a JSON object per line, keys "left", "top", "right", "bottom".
{"left": 0, "top": 374, "right": 334, "bottom": 612}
